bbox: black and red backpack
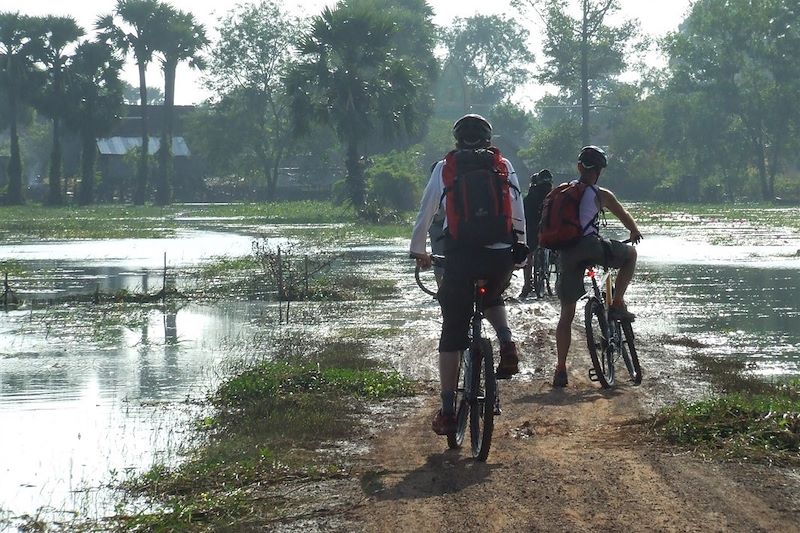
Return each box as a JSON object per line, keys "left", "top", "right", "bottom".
{"left": 538, "top": 181, "right": 598, "bottom": 249}
{"left": 440, "top": 147, "right": 517, "bottom": 247}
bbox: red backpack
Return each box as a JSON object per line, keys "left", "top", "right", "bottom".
{"left": 538, "top": 181, "right": 597, "bottom": 249}
{"left": 440, "top": 147, "right": 516, "bottom": 246}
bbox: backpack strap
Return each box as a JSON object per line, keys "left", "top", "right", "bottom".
{"left": 438, "top": 150, "right": 458, "bottom": 209}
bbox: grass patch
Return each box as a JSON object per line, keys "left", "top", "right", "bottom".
{"left": 628, "top": 201, "right": 800, "bottom": 235}
{"left": 653, "top": 352, "right": 800, "bottom": 465}
{"left": 107, "top": 339, "right": 414, "bottom": 531}
{"left": 652, "top": 383, "right": 800, "bottom": 465}
{"left": 311, "top": 275, "right": 397, "bottom": 301}
{"left": 0, "top": 201, "right": 396, "bottom": 242}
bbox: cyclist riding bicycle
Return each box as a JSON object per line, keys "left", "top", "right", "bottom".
{"left": 520, "top": 169, "right": 553, "bottom": 298}
{"left": 410, "top": 114, "right": 527, "bottom": 435}
{"left": 552, "top": 145, "right": 642, "bottom": 387}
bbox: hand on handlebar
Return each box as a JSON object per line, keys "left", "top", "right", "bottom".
{"left": 629, "top": 230, "right": 643, "bottom": 245}
{"left": 410, "top": 252, "right": 432, "bottom": 270}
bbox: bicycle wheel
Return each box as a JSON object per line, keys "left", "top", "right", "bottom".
{"left": 619, "top": 320, "right": 642, "bottom": 384}
{"left": 469, "top": 338, "right": 495, "bottom": 461}
{"left": 543, "top": 250, "right": 553, "bottom": 296}
{"left": 447, "top": 352, "right": 470, "bottom": 449}
{"left": 585, "top": 299, "right": 614, "bottom": 388}
{"left": 533, "top": 249, "right": 546, "bottom": 298}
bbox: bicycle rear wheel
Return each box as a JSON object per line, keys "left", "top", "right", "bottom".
{"left": 447, "top": 352, "right": 470, "bottom": 449}
{"left": 549, "top": 251, "right": 560, "bottom": 295}
{"left": 585, "top": 299, "right": 614, "bottom": 388}
{"left": 543, "top": 251, "right": 553, "bottom": 296}
{"left": 619, "top": 320, "right": 642, "bottom": 384}
{"left": 533, "top": 249, "right": 547, "bottom": 298}
{"left": 469, "top": 338, "right": 495, "bottom": 461}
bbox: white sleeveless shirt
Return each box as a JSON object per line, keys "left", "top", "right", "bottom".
{"left": 574, "top": 179, "right": 601, "bottom": 236}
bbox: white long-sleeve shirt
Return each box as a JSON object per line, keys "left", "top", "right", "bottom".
{"left": 410, "top": 157, "right": 526, "bottom": 255}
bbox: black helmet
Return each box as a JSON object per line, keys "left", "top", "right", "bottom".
{"left": 531, "top": 168, "right": 553, "bottom": 185}
{"left": 578, "top": 145, "right": 608, "bottom": 169}
{"left": 453, "top": 114, "right": 492, "bottom": 148}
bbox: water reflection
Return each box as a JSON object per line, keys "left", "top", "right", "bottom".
{"left": 1, "top": 218, "right": 800, "bottom": 525}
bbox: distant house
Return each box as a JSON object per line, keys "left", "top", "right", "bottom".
{"left": 96, "top": 104, "right": 204, "bottom": 201}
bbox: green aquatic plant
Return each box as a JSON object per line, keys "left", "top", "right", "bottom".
{"left": 106, "top": 339, "right": 415, "bottom": 531}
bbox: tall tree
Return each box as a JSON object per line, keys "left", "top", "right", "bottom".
{"left": 665, "top": 0, "right": 800, "bottom": 200}
{"left": 63, "top": 40, "right": 124, "bottom": 205}
{"left": 0, "top": 12, "right": 42, "bottom": 205}
{"left": 286, "top": 0, "right": 430, "bottom": 211}
{"left": 514, "top": 0, "right": 640, "bottom": 144}
{"left": 205, "top": 1, "right": 298, "bottom": 201}
{"left": 36, "top": 15, "right": 84, "bottom": 205}
{"left": 152, "top": 7, "right": 207, "bottom": 205}
{"left": 96, "top": 0, "right": 166, "bottom": 205}
{"left": 441, "top": 15, "right": 533, "bottom": 112}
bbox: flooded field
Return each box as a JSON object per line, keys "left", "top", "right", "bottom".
{"left": 1, "top": 206, "right": 799, "bottom": 526}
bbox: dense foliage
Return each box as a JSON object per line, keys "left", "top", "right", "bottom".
{"left": 1, "top": 0, "right": 799, "bottom": 206}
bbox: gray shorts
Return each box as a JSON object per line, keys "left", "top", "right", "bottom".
{"left": 556, "top": 235, "right": 632, "bottom": 303}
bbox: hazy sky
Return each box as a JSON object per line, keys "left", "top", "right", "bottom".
{"left": 7, "top": 0, "right": 692, "bottom": 106}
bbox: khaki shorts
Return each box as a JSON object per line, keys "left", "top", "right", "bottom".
{"left": 556, "top": 235, "right": 632, "bottom": 304}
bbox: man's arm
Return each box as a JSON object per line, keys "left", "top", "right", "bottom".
{"left": 598, "top": 187, "right": 642, "bottom": 243}
{"left": 505, "top": 160, "right": 527, "bottom": 245}
{"left": 410, "top": 162, "right": 444, "bottom": 267}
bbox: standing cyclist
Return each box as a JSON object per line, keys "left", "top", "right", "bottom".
{"left": 552, "top": 146, "right": 642, "bottom": 387}
{"left": 520, "top": 169, "right": 553, "bottom": 298}
{"left": 410, "top": 114, "right": 527, "bottom": 435}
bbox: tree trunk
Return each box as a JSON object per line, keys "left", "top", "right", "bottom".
{"left": 133, "top": 62, "right": 149, "bottom": 205}
{"left": 580, "top": 0, "right": 591, "bottom": 146}
{"left": 78, "top": 130, "right": 97, "bottom": 205}
{"left": 749, "top": 131, "right": 770, "bottom": 201}
{"left": 7, "top": 72, "right": 23, "bottom": 205}
{"left": 156, "top": 61, "right": 176, "bottom": 206}
{"left": 268, "top": 147, "right": 284, "bottom": 202}
{"left": 345, "top": 141, "right": 365, "bottom": 210}
{"left": 47, "top": 116, "right": 63, "bottom": 205}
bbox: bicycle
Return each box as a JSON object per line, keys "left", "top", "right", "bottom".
{"left": 415, "top": 255, "right": 498, "bottom": 461}
{"left": 583, "top": 252, "right": 642, "bottom": 389}
{"left": 532, "top": 246, "right": 559, "bottom": 298}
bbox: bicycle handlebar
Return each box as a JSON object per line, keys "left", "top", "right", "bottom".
{"left": 411, "top": 254, "right": 443, "bottom": 297}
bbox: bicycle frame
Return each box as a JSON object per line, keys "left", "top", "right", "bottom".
{"left": 584, "top": 265, "right": 642, "bottom": 387}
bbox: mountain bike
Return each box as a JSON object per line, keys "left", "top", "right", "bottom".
{"left": 532, "top": 247, "right": 559, "bottom": 298}
{"left": 583, "top": 258, "right": 642, "bottom": 389}
{"left": 415, "top": 255, "right": 498, "bottom": 461}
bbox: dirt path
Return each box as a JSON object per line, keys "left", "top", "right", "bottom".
{"left": 342, "top": 321, "right": 800, "bottom": 533}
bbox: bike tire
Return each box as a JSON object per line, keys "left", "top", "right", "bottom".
{"left": 620, "top": 320, "right": 643, "bottom": 384}
{"left": 469, "top": 338, "right": 495, "bottom": 461}
{"left": 544, "top": 252, "right": 553, "bottom": 296}
{"left": 447, "top": 352, "right": 470, "bottom": 449}
{"left": 534, "top": 249, "right": 546, "bottom": 299}
{"left": 585, "top": 299, "right": 614, "bottom": 388}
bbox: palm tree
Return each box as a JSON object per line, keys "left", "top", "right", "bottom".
{"left": 0, "top": 12, "right": 42, "bottom": 205}
{"left": 152, "top": 7, "right": 207, "bottom": 206}
{"left": 286, "top": 3, "right": 423, "bottom": 211}
{"left": 37, "top": 15, "right": 84, "bottom": 205}
{"left": 63, "top": 40, "right": 124, "bottom": 205}
{"left": 96, "top": 0, "right": 165, "bottom": 205}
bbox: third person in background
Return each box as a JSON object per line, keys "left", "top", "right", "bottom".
{"left": 520, "top": 169, "right": 553, "bottom": 298}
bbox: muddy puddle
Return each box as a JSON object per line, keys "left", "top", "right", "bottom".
{"left": 1, "top": 212, "right": 800, "bottom": 526}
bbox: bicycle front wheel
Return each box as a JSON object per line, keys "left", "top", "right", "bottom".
{"left": 469, "top": 338, "right": 495, "bottom": 461}
{"left": 447, "top": 351, "right": 470, "bottom": 449}
{"left": 585, "top": 299, "right": 614, "bottom": 388}
{"left": 619, "top": 320, "right": 642, "bottom": 384}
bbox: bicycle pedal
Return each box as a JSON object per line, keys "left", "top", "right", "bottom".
{"left": 588, "top": 368, "right": 600, "bottom": 382}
